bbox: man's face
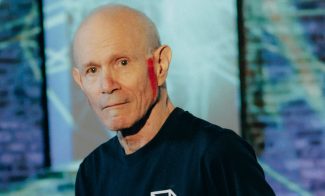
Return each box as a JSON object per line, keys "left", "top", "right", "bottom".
{"left": 73, "top": 18, "right": 156, "bottom": 131}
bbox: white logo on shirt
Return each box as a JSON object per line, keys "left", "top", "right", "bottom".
{"left": 150, "top": 189, "right": 176, "bottom": 196}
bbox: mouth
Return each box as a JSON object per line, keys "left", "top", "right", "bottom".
{"left": 102, "top": 102, "right": 127, "bottom": 110}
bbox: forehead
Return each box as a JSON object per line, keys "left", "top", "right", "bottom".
{"left": 73, "top": 14, "right": 148, "bottom": 65}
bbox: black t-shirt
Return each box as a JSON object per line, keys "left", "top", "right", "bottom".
{"left": 75, "top": 108, "right": 275, "bottom": 196}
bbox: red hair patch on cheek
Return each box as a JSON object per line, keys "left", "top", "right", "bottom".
{"left": 147, "top": 57, "right": 158, "bottom": 100}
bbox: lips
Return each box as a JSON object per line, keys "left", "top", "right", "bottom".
{"left": 102, "top": 102, "right": 127, "bottom": 110}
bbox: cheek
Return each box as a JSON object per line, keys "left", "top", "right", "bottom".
{"left": 147, "top": 58, "right": 158, "bottom": 99}
{"left": 81, "top": 81, "right": 100, "bottom": 104}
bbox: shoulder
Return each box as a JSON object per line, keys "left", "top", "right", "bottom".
{"left": 187, "top": 116, "right": 275, "bottom": 195}
{"left": 79, "top": 136, "right": 120, "bottom": 170}
{"left": 178, "top": 110, "right": 256, "bottom": 161}
{"left": 196, "top": 117, "right": 256, "bottom": 162}
{"left": 204, "top": 128, "right": 257, "bottom": 163}
{"left": 181, "top": 111, "right": 245, "bottom": 146}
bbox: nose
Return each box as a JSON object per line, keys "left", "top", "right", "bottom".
{"left": 100, "top": 70, "right": 120, "bottom": 94}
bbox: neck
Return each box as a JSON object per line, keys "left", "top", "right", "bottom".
{"left": 117, "top": 92, "right": 174, "bottom": 155}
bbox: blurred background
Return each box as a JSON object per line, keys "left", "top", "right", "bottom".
{"left": 0, "top": 0, "right": 324, "bottom": 195}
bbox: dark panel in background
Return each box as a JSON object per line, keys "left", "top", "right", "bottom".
{"left": 0, "top": 0, "right": 49, "bottom": 190}
{"left": 240, "top": 0, "right": 325, "bottom": 195}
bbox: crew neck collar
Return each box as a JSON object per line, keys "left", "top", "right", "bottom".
{"left": 116, "top": 107, "right": 185, "bottom": 163}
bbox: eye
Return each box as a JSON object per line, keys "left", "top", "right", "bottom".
{"left": 86, "top": 67, "right": 97, "bottom": 74}
{"left": 119, "top": 59, "right": 128, "bottom": 66}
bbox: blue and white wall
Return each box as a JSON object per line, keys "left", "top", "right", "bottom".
{"left": 43, "top": 0, "right": 240, "bottom": 166}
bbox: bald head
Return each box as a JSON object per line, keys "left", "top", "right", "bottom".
{"left": 71, "top": 4, "right": 173, "bottom": 132}
{"left": 73, "top": 4, "right": 161, "bottom": 65}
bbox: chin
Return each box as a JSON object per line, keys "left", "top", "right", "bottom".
{"left": 104, "top": 119, "right": 134, "bottom": 131}
{"left": 105, "top": 123, "right": 125, "bottom": 131}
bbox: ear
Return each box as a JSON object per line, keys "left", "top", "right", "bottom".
{"left": 72, "top": 67, "right": 83, "bottom": 90}
{"left": 153, "top": 45, "right": 172, "bottom": 86}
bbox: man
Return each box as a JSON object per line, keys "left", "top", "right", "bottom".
{"left": 72, "top": 4, "right": 275, "bottom": 196}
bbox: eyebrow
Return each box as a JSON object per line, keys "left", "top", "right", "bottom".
{"left": 79, "top": 62, "right": 100, "bottom": 71}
